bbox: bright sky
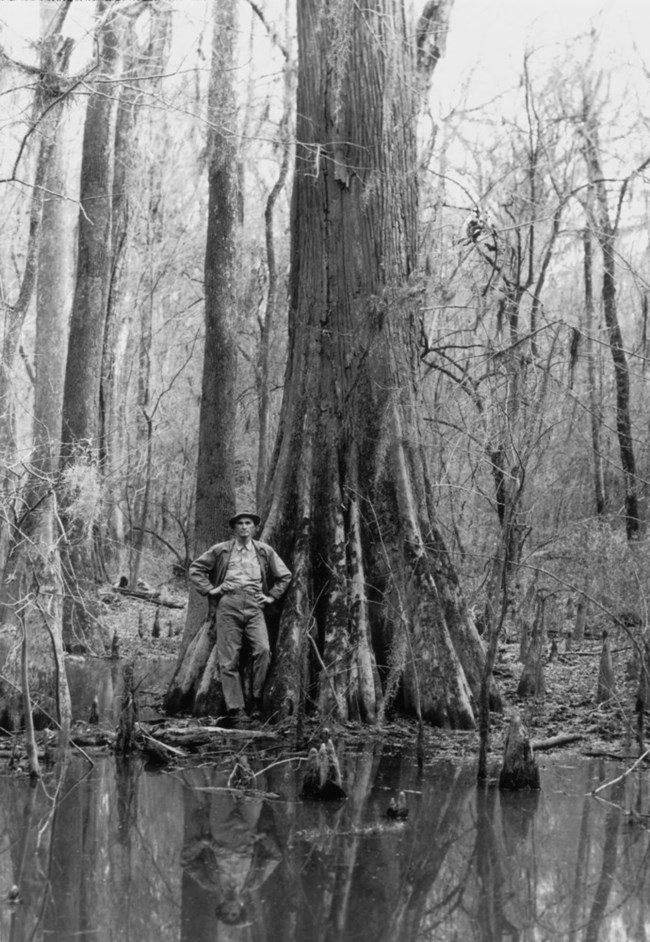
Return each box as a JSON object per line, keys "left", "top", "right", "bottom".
{"left": 1, "top": 0, "right": 648, "bottom": 91}
{"left": 435, "top": 0, "right": 650, "bottom": 112}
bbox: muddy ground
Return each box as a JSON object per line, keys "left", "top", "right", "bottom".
{"left": 97, "top": 587, "right": 646, "bottom": 768}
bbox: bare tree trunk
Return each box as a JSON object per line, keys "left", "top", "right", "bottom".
{"left": 60, "top": 1, "right": 123, "bottom": 651}
{"left": 574, "top": 599, "right": 587, "bottom": 642}
{"left": 101, "top": 13, "right": 142, "bottom": 580}
{"left": 262, "top": 0, "right": 488, "bottom": 728}
{"left": 256, "top": 60, "right": 293, "bottom": 508}
{"left": 582, "top": 227, "right": 606, "bottom": 515}
{"left": 0, "top": 4, "right": 74, "bottom": 572}
{"left": 581, "top": 103, "right": 639, "bottom": 538}
{"left": 0, "top": 0, "right": 75, "bottom": 750}
{"left": 171, "top": 0, "right": 241, "bottom": 681}
{"left": 517, "top": 593, "right": 546, "bottom": 699}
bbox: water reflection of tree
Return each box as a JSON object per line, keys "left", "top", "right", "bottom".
{"left": 257, "top": 749, "right": 482, "bottom": 942}
{"left": 2, "top": 752, "right": 650, "bottom": 941}
{"left": 256, "top": 752, "right": 650, "bottom": 942}
{"left": 472, "top": 786, "right": 539, "bottom": 939}
{"left": 584, "top": 782, "right": 623, "bottom": 942}
{"left": 620, "top": 772, "right": 650, "bottom": 940}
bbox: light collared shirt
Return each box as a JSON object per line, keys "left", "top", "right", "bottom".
{"left": 225, "top": 541, "right": 262, "bottom": 592}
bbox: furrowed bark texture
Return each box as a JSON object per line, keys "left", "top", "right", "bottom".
{"left": 60, "top": 0, "right": 123, "bottom": 652}
{"left": 263, "top": 0, "right": 486, "bottom": 728}
{"left": 172, "top": 0, "right": 240, "bottom": 680}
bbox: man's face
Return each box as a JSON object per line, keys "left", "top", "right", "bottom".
{"left": 234, "top": 517, "right": 256, "bottom": 539}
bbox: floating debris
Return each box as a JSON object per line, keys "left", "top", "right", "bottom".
{"left": 386, "top": 790, "right": 408, "bottom": 820}
{"left": 7, "top": 884, "right": 20, "bottom": 904}
{"left": 88, "top": 696, "right": 99, "bottom": 725}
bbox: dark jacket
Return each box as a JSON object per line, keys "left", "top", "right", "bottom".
{"left": 189, "top": 539, "right": 291, "bottom": 610}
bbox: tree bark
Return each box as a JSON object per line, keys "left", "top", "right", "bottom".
{"left": 0, "top": 0, "right": 75, "bottom": 748}
{"left": 582, "top": 227, "right": 606, "bottom": 516}
{"left": 517, "top": 593, "right": 546, "bottom": 699}
{"left": 256, "top": 63, "right": 292, "bottom": 508}
{"left": 499, "top": 711, "right": 540, "bottom": 790}
{"left": 60, "top": 1, "right": 123, "bottom": 651}
{"left": 261, "top": 0, "right": 488, "bottom": 728}
{"left": 581, "top": 104, "right": 639, "bottom": 538}
{"left": 171, "top": 0, "right": 241, "bottom": 683}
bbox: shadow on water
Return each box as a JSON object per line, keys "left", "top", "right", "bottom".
{"left": 0, "top": 744, "right": 649, "bottom": 941}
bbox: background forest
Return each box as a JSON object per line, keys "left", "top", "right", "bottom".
{"left": 1, "top": 0, "right": 650, "bottom": 731}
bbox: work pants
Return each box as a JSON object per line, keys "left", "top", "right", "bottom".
{"left": 215, "top": 589, "right": 270, "bottom": 710}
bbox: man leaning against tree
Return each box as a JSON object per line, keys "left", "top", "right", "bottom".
{"left": 188, "top": 511, "right": 291, "bottom": 724}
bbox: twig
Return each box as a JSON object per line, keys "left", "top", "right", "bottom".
{"left": 591, "top": 748, "right": 650, "bottom": 796}
{"left": 253, "top": 755, "right": 306, "bottom": 777}
{"left": 138, "top": 728, "right": 187, "bottom": 758}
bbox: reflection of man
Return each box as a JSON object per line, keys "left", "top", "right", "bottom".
{"left": 189, "top": 511, "right": 291, "bottom": 722}
{"left": 181, "top": 788, "right": 281, "bottom": 937}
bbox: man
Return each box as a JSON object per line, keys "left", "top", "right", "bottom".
{"left": 189, "top": 511, "right": 291, "bottom": 721}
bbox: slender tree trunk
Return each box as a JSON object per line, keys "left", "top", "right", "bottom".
{"left": 102, "top": 4, "right": 173, "bottom": 585}
{"left": 582, "top": 108, "right": 639, "bottom": 538}
{"left": 582, "top": 226, "right": 606, "bottom": 516}
{"left": 0, "top": 4, "right": 74, "bottom": 572}
{"left": 102, "top": 15, "right": 140, "bottom": 580}
{"left": 262, "top": 0, "right": 488, "bottom": 728}
{"left": 256, "top": 65, "right": 292, "bottom": 508}
{"left": 0, "top": 1, "right": 75, "bottom": 746}
{"left": 60, "top": 0, "right": 123, "bottom": 651}
{"left": 174, "top": 0, "right": 241, "bottom": 671}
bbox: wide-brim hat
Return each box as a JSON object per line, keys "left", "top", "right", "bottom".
{"left": 229, "top": 510, "right": 261, "bottom": 528}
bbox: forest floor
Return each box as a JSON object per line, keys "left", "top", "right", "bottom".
{"left": 98, "top": 586, "right": 645, "bottom": 770}
{"left": 1, "top": 584, "right": 642, "bottom": 775}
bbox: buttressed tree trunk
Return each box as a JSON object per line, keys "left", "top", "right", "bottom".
{"left": 263, "top": 0, "right": 490, "bottom": 728}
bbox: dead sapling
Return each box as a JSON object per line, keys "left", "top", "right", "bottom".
{"left": 152, "top": 608, "right": 161, "bottom": 639}
{"left": 595, "top": 630, "right": 617, "bottom": 705}
{"left": 635, "top": 630, "right": 650, "bottom": 753}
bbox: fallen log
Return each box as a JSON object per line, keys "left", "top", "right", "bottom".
{"left": 531, "top": 733, "right": 583, "bottom": 752}
{"left": 138, "top": 728, "right": 188, "bottom": 758}
{"left": 106, "top": 587, "right": 185, "bottom": 609}
{"left": 160, "top": 724, "right": 279, "bottom": 746}
{"left": 71, "top": 728, "right": 115, "bottom": 748}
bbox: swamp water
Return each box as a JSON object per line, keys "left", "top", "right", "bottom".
{"left": 1, "top": 744, "right": 649, "bottom": 942}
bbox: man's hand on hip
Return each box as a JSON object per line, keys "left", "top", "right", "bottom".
{"left": 208, "top": 581, "right": 235, "bottom": 597}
